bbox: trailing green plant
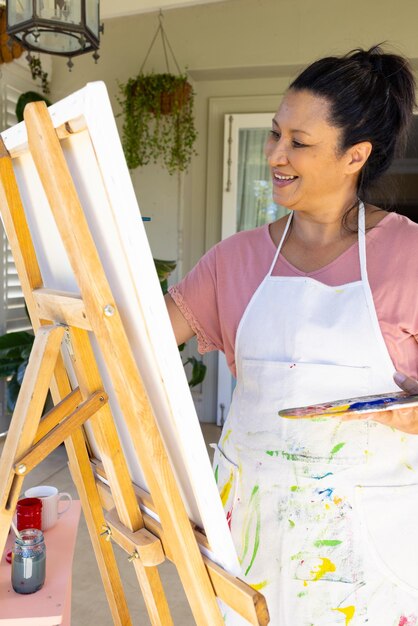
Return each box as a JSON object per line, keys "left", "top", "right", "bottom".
{"left": 0, "top": 331, "right": 34, "bottom": 412}
{"left": 26, "top": 54, "right": 50, "bottom": 96}
{"left": 154, "top": 258, "right": 206, "bottom": 388}
{"left": 118, "top": 73, "right": 197, "bottom": 175}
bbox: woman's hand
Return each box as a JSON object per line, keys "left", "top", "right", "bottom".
{"left": 392, "top": 371, "right": 418, "bottom": 395}
{"left": 343, "top": 371, "right": 418, "bottom": 434}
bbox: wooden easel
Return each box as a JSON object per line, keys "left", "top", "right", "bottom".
{"left": 0, "top": 101, "right": 269, "bottom": 625}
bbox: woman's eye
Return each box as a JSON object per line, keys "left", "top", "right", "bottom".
{"left": 269, "top": 130, "right": 281, "bottom": 141}
{"left": 292, "top": 140, "right": 306, "bottom": 148}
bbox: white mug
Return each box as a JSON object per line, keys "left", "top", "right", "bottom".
{"left": 24, "top": 485, "right": 72, "bottom": 531}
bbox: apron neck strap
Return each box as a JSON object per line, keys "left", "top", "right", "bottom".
{"left": 357, "top": 200, "right": 368, "bottom": 282}
{"left": 268, "top": 201, "right": 367, "bottom": 278}
{"left": 268, "top": 211, "right": 293, "bottom": 275}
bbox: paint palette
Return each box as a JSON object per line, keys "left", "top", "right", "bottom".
{"left": 279, "top": 391, "right": 418, "bottom": 419}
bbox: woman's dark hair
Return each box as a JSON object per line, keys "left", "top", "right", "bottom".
{"left": 289, "top": 44, "right": 416, "bottom": 201}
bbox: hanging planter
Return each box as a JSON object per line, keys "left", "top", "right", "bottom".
{"left": 117, "top": 14, "right": 197, "bottom": 175}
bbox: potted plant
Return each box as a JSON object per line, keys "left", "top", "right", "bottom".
{"left": 118, "top": 72, "right": 197, "bottom": 175}
{"left": 0, "top": 330, "right": 34, "bottom": 413}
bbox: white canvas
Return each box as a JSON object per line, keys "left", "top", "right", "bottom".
{"left": 0, "top": 82, "right": 240, "bottom": 575}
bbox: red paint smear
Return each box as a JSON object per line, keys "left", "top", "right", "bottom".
{"left": 399, "top": 616, "right": 417, "bottom": 626}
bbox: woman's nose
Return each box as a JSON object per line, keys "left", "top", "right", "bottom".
{"left": 266, "top": 139, "right": 289, "bottom": 166}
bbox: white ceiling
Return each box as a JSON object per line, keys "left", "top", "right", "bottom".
{"left": 100, "top": 0, "right": 227, "bottom": 20}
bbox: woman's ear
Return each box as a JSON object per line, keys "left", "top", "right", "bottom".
{"left": 345, "top": 141, "right": 372, "bottom": 174}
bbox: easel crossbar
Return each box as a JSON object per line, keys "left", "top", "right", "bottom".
{"left": 103, "top": 508, "right": 165, "bottom": 567}
{"left": 15, "top": 389, "right": 108, "bottom": 477}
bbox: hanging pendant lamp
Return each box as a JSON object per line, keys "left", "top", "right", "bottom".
{"left": 6, "top": 0, "right": 103, "bottom": 69}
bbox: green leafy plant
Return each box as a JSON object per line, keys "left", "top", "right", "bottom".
{"left": 118, "top": 73, "right": 197, "bottom": 175}
{"left": 0, "top": 331, "right": 34, "bottom": 412}
{"left": 154, "top": 258, "right": 206, "bottom": 388}
{"left": 26, "top": 54, "right": 50, "bottom": 96}
{"left": 16, "top": 91, "right": 51, "bottom": 123}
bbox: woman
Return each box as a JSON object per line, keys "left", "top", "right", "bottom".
{"left": 166, "top": 46, "right": 418, "bottom": 625}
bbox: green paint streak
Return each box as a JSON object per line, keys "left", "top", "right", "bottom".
{"left": 288, "top": 519, "right": 295, "bottom": 528}
{"left": 290, "top": 485, "right": 301, "bottom": 492}
{"left": 297, "top": 591, "right": 308, "bottom": 598}
{"left": 239, "top": 485, "right": 261, "bottom": 577}
{"left": 266, "top": 450, "right": 303, "bottom": 461}
{"left": 330, "top": 442, "right": 346, "bottom": 457}
{"left": 214, "top": 465, "right": 219, "bottom": 484}
{"left": 281, "top": 451, "right": 300, "bottom": 461}
{"left": 314, "top": 539, "right": 342, "bottom": 547}
{"left": 290, "top": 551, "right": 303, "bottom": 561}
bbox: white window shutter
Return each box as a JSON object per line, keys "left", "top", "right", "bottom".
{"left": 0, "top": 83, "right": 31, "bottom": 335}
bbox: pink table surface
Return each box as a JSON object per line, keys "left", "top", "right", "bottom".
{"left": 0, "top": 501, "right": 81, "bottom": 625}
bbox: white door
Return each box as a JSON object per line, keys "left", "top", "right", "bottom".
{"left": 216, "top": 113, "right": 289, "bottom": 425}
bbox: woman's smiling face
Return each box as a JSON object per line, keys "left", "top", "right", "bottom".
{"left": 265, "top": 89, "right": 359, "bottom": 213}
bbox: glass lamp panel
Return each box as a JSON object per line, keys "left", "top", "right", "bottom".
{"left": 25, "top": 29, "right": 83, "bottom": 53}
{"left": 7, "top": 0, "right": 33, "bottom": 26}
{"left": 85, "top": 0, "right": 99, "bottom": 37}
{"left": 35, "top": 0, "right": 82, "bottom": 25}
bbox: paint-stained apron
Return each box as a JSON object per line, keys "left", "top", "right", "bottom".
{"left": 213, "top": 202, "right": 418, "bottom": 626}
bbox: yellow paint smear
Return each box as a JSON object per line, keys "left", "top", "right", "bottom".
{"left": 311, "top": 557, "right": 336, "bottom": 581}
{"left": 327, "top": 404, "right": 350, "bottom": 414}
{"left": 250, "top": 580, "right": 268, "bottom": 591}
{"left": 220, "top": 470, "right": 234, "bottom": 507}
{"left": 332, "top": 605, "right": 355, "bottom": 625}
{"left": 221, "top": 429, "right": 232, "bottom": 446}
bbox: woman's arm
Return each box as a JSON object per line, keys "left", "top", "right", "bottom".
{"left": 165, "top": 293, "right": 196, "bottom": 346}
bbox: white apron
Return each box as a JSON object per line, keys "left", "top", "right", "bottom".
{"left": 213, "top": 203, "right": 418, "bottom": 626}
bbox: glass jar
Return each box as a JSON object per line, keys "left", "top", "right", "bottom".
{"left": 11, "top": 528, "right": 46, "bottom": 594}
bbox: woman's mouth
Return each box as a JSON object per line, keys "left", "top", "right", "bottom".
{"left": 273, "top": 173, "right": 298, "bottom": 187}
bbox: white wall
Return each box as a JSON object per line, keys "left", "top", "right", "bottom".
{"left": 47, "top": 0, "right": 418, "bottom": 420}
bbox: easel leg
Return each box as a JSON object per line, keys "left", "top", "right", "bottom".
{"left": 0, "top": 325, "right": 65, "bottom": 555}
{"left": 66, "top": 429, "right": 133, "bottom": 626}
{"left": 66, "top": 326, "right": 174, "bottom": 626}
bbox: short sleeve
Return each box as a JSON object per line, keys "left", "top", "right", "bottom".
{"left": 168, "top": 245, "right": 224, "bottom": 355}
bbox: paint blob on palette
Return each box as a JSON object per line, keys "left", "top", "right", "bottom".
{"left": 279, "top": 392, "right": 418, "bottom": 419}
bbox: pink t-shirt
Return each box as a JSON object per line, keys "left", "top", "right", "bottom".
{"left": 169, "top": 212, "right": 418, "bottom": 379}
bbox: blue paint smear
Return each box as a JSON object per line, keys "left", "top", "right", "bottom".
{"left": 311, "top": 472, "right": 333, "bottom": 480}
{"left": 350, "top": 397, "right": 400, "bottom": 410}
{"left": 318, "top": 488, "right": 334, "bottom": 499}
